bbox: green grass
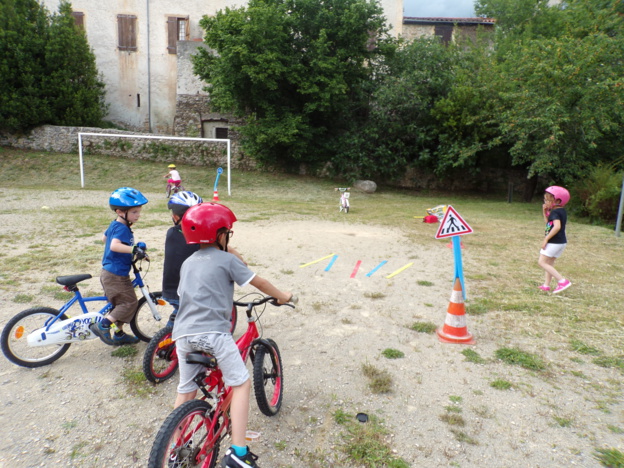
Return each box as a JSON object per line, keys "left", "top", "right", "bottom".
{"left": 409, "top": 321, "right": 437, "bottom": 334}
{"left": 111, "top": 346, "right": 139, "bottom": 358}
{"left": 461, "top": 349, "right": 487, "bottom": 364}
{"left": 570, "top": 339, "right": 602, "bottom": 356}
{"left": 334, "top": 410, "right": 410, "bottom": 468}
{"left": 490, "top": 379, "right": 513, "bottom": 390}
{"left": 594, "top": 448, "right": 624, "bottom": 467}
{"left": 495, "top": 347, "right": 546, "bottom": 371}
{"left": 361, "top": 363, "right": 393, "bottom": 394}
{"left": 381, "top": 348, "right": 405, "bottom": 359}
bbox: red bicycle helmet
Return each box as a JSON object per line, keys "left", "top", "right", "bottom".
{"left": 545, "top": 186, "right": 570, "bottom": 207}
{"left": 181, "top": 203, "right": 237, "bottom": 244}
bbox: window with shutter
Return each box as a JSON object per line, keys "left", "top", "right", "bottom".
{"left": 215, "top": 127, "right": 229, "bottom": 139}
{"left": 71, "top": 12, "right": 85, "bottom": 30}
{"left": 434, "top": 24, "right": 453, "bottom": 46}
{"left": 167, "top": 17, "right": 189, "bottom": 54}
{"left": 118, "top": 14, "right": 137, "bottom": 52}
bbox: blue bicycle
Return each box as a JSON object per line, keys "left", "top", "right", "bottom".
{"left": 1, "top": 257, "right": 173, "bottom": 368}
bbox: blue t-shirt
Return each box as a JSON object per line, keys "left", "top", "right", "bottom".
{"left": 173, "top": 248, "right": 255, "bottom": 338}
{"left": 102, "top": 220, "right": 134, "bottom": 276}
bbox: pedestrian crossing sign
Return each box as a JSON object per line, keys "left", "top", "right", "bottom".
{"left": 435, "top": 205, "right": 473, "bottom": 239}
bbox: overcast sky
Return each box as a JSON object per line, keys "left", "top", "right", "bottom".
{"left": 403, "top": 0, "right": 476, "bottom": 18}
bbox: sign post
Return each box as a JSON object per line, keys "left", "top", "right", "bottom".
{"left": 435, "top": 206, "right": 473, "bottom": 299}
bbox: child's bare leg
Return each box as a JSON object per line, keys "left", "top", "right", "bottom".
{"left": 230, "top": 378, "right": 251, "bottom": 447}
{"left": 538, "top": 254, "right": 562, "bottom": 283}
{"left": 174, "top": 390, "right": 197, "bottom": 409}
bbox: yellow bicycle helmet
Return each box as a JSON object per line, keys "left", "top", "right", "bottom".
{"left": 168, "top": 164, "right": 176, "bottom": 169}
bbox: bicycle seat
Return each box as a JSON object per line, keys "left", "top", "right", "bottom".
{"left": 56, "top": 274, "right": 93, "bottom": 287}
{"left": 186, "top": 351, "right": 218, "bottom": 369}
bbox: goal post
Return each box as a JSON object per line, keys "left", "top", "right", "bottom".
{"left": 77, "top": 132, "right": 232, "bottom": 195}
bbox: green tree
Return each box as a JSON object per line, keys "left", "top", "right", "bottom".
{"left": 436, "top": 0, "right": 624, "bottom": 184}
{"left": 0, "top": 0, "right": 106, "bottom": 132}
{"left": 44, "top": 1, "right": 106, "bottom": 127}
{"left": 334, "top": 37, "right": 457, "bottom": 181}
{"left": 0, "top": 0, "right": 51, "bottom": 131}
{"left": 193, "top": 0, "right": 394, "bottom": 170}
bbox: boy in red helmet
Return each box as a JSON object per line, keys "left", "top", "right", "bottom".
{"left": 538, "top": 186, "right": 572, "bottom": 294}
{"left": 173, "top": 202, "right": 292, "bottom": 468}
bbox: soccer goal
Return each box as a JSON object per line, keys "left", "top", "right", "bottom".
{"left": 77, "top": 132, "right": 232, "bottom": 195}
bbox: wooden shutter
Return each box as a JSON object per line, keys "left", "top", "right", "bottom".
{"left": 434, "top": 24, "right": 453, "bottom": 46}
{"left": 118, "top": 15, "right": 137, "bottom": 51}
{"left": 167, "top": 17, "right": 177, "bottom": 54}
{"left": 71, "top": 12, "right": 85, "bottom": 30}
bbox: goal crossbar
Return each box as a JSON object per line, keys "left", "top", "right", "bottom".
{"left": 77, "top": 132, "right": 232, "bottom": 195}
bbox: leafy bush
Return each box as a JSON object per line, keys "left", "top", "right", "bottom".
{"left": 572, "top": 164, "right": 623, "bottom": 224}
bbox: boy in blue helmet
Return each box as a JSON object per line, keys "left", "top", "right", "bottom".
{"left": 90, "top": 187, "right": 148, "bottom": 345}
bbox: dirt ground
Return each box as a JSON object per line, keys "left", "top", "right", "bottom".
{"left": 0, "top": 188, "right": 622, "bottom": 467}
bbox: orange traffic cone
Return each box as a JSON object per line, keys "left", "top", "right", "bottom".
{"left": 436, "top": 278, "right": 475, "bottom": 344}
{"left": 212, "top": 190, "right": 220, "bottom": 202}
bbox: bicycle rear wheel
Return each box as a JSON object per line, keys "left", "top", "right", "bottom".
{"left": 1, "top": 307, "right": 71, "bottom": 368}
{"left": 253, "top": 338, "right": 283, "bottom": 416}
{"left": 148, "top": 399, "right": 220, "bottom": 468}
{"left": 130, "top": 292, "right": 174, "bottom": 342}
{"left": 143, "top": 326, "right": 178, "bottom": 384}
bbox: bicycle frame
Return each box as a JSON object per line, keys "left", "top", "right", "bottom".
{"left": 27, "top": 262, "right": 161, "bottom": 348}
{"left": 172, "top": 307, "right": 264, "bottom": 460}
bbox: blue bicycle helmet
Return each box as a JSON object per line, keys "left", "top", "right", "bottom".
{"left": 168, "top": 191, "right": 203, "bottom": 217}
{"left": 109, "top": 187, "right": 149, "bottom": 211}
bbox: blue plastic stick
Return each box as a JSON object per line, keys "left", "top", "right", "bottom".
{"left": 365, "top": 260, "right": 387, "bottom": 277}
{"left": 452, "top": 236, "right": 466, "bottom": 299}
{"left": 324, "top": 255, "right": 338, "bottom": 272}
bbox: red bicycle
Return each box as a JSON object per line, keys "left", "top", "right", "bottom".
{"left": 142, "top": 305, "right": 237, "bottom": 384}
{"left": 147, "top": 294, "right": 295, "bottom": 468}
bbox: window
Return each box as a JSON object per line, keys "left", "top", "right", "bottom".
{"left": 215, "top": 127, "right": 229, "bottom": 139}
{"left": 118, "top": 14, "right": 137, "bottom": 52}
{"left": 71, "top": 12, "right": 85, "bottom": 30}
{"left": 167, "top": 17, "right": 189, "bottom": 54}
{"left": 434, "top": 24, "right": 453, "bottom": 46}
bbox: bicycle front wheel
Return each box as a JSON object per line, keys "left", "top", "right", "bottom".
{"left": 148, "top": 399, "right": 220, "bottom": 468}
{"left": 1, "top": 307, "right": 71, "bottom": 368}
{"left": 253, "top": 338, "right": 284, "bottom": 416}
{"left": 143, "top": 326, "right": 178, "bottom": 384}
{"left": 130, "top": 292, "right": 175, "bottom": 342}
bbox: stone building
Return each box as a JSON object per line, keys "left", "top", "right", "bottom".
{"left": 39, "top": 0, "right": 404, "bottom": 137}
{"left": 402, "top": 17, "right": 496, "bottom": 45}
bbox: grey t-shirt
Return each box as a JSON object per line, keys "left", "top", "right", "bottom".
{"left": 173, "top": 247, "right": 255, "bottom": 339}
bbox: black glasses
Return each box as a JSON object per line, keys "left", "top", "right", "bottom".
{"left": 227, "top": 230, "right": 234, "bottom": 239}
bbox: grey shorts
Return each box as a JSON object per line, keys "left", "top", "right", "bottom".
{"left": 175, "top": 333, "right": 249, "bottom": 394}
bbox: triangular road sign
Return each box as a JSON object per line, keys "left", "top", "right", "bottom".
{"left": 435, "top": 205, "right": 473, "bottom": 239}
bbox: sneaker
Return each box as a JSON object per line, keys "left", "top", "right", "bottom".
{"left": 553, "top": 279, "right": 571, "bottom": 294}
{"left": 221, "top": 447, "right": 259, "bottom": 468}
{"left": 90, "top": 321, "right": 114, "bottom": 346}
{"left": 113, "top": 333, "right": 140, "bottom": 345}
{"left": 538, "top": 285, "right": 551, "bottom": 292}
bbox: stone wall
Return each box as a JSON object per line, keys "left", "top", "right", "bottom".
{"left": 1, "top": 126, "right": 534, "bottom": 195}
{"left": 0, "top": 125, "right": 251, "bottom": 169}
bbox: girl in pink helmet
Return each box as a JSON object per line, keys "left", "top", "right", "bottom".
{"left": 538, "top": 186, "right": 571, "bottom": 293}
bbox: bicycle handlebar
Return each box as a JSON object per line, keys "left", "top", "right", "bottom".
{"left": 233, "top": 295, "right": 297, "bottom": 309}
